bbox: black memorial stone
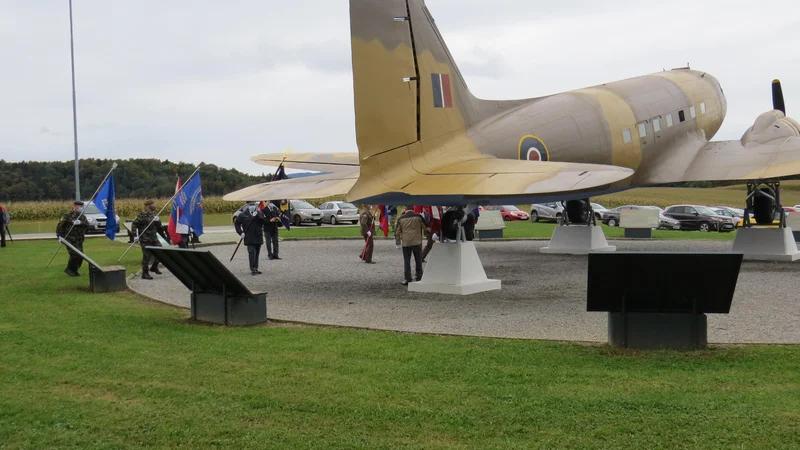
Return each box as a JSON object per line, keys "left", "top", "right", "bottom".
{"left": 59, "top": 238, "right": 127, "bottom": 293}
{"left": 587, "top": 252, "right": 742, "bottom": 349}
{"left": 147, "top": 247, "right": 267, "bottom": 326}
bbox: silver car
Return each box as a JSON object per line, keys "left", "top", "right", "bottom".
{"left": 318, "top": 201, "right": 359, "bottom": 225}
{"left": 83, "top": 201, "right": 120, "bottom": 235}
{"left": 289, "top": 199, "right": 323, "bottom": 226}
{"left": 530, "top": 202, "right": 564, "bottom": 223}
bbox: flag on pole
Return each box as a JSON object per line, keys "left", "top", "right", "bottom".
{"left": 168, "top": 177, "right": 188, "bottom": 244}
{"left": 94, "top": 173, "right": 117, "bottom": 240}
{"left": 378, "top": 205, "right": 389, "bottom": 237}
{"left": 271, "top": 163, "right": 292, "bottom": 231}
{"left": 175, "top": 174, "right": 204, "bottom": 236}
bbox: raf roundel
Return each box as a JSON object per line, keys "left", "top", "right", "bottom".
{"left": 518, "top": 135, "right": 550, "bottom": 162}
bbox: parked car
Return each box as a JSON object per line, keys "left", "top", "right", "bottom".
{"left": 288, "top": 199, "right": 323, "bottom": 226}
{"left": 590, "top": 203, "right": 610, "bottom": 221}
{"left": 530, "top": 202, "right": 564, "bottom": 223}
{"left": 663, "top": 205, "right": 736, "bottom": 232}
{"left": 318, "top": 201, "right": 359, "bottom": 225}
{"left": 83, "top": 201, "right": 120, "bottom": 234}
{"left": 711, "top": 208, "right": 742, "bottom": 228}
{"left": 600, "top": 205, "right": 645, "bottom": 227}
{"left": 483, "top": 205, "right": 529, "bottom": 221}
{"left": 642, "top": 206, "right": 682, "bottom": 230}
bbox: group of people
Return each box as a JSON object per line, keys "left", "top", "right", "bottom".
{"left": 233, "top": 201, "right": 284, "bottom": 275}
{"left": 361, "top": 204, "right": 465, "bottom": 285}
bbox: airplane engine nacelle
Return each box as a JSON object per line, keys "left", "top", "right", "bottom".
{"left": 753, "top": 187, "right": 777, "bottom": 225}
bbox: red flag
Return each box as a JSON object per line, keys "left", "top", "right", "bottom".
{"left": 167, "top": 177, "right": 184, "bottom": 244}
{"left": 378, "top": 205, "right": 389, "bottom": 237}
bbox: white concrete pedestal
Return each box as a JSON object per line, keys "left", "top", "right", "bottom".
{"left": 731, "top": 227, "right": 800, "bottom": 261}
{"left": 408, "top": 241, "right": 501, "bottom": 295}
{"left": 541, "top": 225, "right": 616, "bottom": 255}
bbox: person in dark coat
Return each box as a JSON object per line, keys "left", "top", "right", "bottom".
{"left": 56, "top": 201, "right": 89, "bottom": 276}
{"left": 359, "top": 205, "right": 375, "bottom": 263}
{"left": 235, "top": 202, "right": 266, "bottom": 275}
{"left": 0, "top": 205, "right": 9, "bottom": 248}
{"left": 262, "top": 201, "right": 281, "bottom": 260}
{"left": 132, "top": 200, "right": 170, "bottom": 279}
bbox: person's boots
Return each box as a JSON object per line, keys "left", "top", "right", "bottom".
{"left": 141, "top": 268, "right": 153, "bottom": 280}
{"left": 150, "top": 263, "right": 162, "bottom": 275}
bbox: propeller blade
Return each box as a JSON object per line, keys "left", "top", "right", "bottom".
{"left": 772, "top": 79, "right": 785, "bottom": 114}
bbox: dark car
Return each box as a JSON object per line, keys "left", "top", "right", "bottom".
{"left": 663, "top": 204, "right": 736, "bottom": 232}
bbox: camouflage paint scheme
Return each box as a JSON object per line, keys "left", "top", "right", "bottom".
{"left": 224, "top": 0, "right": 800, "bottom": 207}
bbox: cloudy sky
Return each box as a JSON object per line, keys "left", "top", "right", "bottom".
{"left": 1, "top": 0, "right": 798, "bottom": 175}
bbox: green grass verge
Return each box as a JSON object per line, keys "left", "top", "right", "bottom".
{"left": 1, "top": 241, "right": 799, "bottom": 448}
{"left": 9, "top": 215, "right": 739, "bottom": 241}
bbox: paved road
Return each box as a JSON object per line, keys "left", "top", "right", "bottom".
{"left": 129, "top": 239, "right": 800, "bottom": 344}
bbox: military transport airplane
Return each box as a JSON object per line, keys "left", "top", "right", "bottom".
{"left": 225, "top": 0, "right": 800, "bottom": 226}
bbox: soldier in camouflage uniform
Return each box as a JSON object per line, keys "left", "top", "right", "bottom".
{"left": 132, "top": 200, "right": 170, "bottom": 280}
{"left": 56, "top": 200, "right": 89, "bottom": 277}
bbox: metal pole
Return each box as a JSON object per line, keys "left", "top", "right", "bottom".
{"left": 118, "top": 164, "right": 203, "bottom": 261}
{"left": 69, "top": 0, "right": 80, "bottom": 201}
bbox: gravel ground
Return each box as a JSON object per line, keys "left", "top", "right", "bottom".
{"left": 128, "top": 239, "right": 800, "bottom": 344}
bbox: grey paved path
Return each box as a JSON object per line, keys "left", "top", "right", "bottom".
{"left": 129, "top": 239, "right": 800, "bottom": 344}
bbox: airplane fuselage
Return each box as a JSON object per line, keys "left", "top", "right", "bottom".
{"left": 472, "top": 69, "right": 727, "bottom": 187}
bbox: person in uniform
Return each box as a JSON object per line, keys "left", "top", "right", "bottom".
{"left": 395, "top": 205, "right": 430, "bottom": 285}
{"left": 387, "top": 205, "right": 398, "bottom": 233}
{"left": 56, "top": 201, "right": 89, "bottom": 276}
{"left": 0, "top": 204, "right": 9, "bottom": 248}
{"left": 359, "top": 205, "right": 375, "bottom": 264}
{"left": 235, "top": 202, "right": 266, "bottom": 275}
{"left": 132, "top": 200, "right": 170, "bottom": 280}
{"left": 262, "top": 201, "right": 282, "bottom": 260}
{"left": 421, "top": 206, "right": 442, "bottom": 262}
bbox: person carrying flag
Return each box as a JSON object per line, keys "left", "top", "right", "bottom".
{"left": 359, "top": 205, "right": 376, "bottom": 264}
{"left": 56, "top": 201, "right": 89, "bottom": 276}
{"left": 421, "top": 206, "right": 442, "bottom": 262}
{"left": 262, "top": 201, "right": 283, "bottom": 260}
{"left": 132, "top": 200, "right": 170, "bottom": 280}
{"left": 235, "top": 202, "right": 266, "bottom": 275}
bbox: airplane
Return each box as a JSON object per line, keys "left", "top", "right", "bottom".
{"left": 224, "top": 0, "right": 800, "bottom": 228}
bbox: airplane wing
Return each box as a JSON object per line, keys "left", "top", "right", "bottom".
{"left": 251, "top": 152, "right": 359, "bottom": 173}
{"left": 681, "top": 110, "right": 800, "bottom": 182}
{"left": 222, "top": 168, "right": 359, "bottom": 201}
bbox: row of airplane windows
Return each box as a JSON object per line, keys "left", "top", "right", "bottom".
{"left": 622, "top": 102, "right": 707, "bottom": 143}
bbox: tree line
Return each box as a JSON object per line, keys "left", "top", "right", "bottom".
{"left": 0, "top": 159, "right": 272, "bottom": 202}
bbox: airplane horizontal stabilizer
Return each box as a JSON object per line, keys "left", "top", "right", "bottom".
{"left": 347, "top": 158, "right": 633, "bottom": 204}
{"left": 251, "top": 152, "right": 359, "bottom": 173}
{"left": 223, "top": 169, "right": 359, "bottom": 202}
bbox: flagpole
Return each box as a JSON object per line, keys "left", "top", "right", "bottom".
{"left": 118, "top": 163, "right": 203, "bottom": 261}
{"left": 68, "top": 0, "right": 81, "bottom": 201}
{"left": 46, "top": 162, "right": 118, "bottom": 268}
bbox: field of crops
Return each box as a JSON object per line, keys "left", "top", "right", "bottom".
{"left": 4, "top": 184, "right": 800, "bottom": 222}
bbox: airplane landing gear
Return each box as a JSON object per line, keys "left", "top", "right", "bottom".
{"left": 733, "top": 180, "right": 799, "bottom": 261}
{"left": 743, "top": 180, "right": 784, "bottom": 227}
{"left": 562, "top": 199, "right": 595, "bottom": 226}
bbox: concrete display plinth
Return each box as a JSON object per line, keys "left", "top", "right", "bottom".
{"left": 608, "top": 312, "right": 708, "bottom": 349}
{"left": 541, "top": 226, "right": 616, "bottom": 255}
{"left": 409, "top": 241, "right": 500, "bottom": 295}
{"left": 731, "top": 227, "right": 800, "bottom": 261}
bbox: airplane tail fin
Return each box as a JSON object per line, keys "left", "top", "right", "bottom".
{"left": 350, "top": 0, "right": 486, "bottom": 159}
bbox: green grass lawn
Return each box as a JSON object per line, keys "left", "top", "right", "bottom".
{"left": 2, "top": 241, "right": 799, "bottom": 448}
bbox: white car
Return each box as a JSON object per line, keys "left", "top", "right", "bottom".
{"left": 318, "top": 201, "right": 359, "bottom": 225}
{"left": 83, "top": 201, "right": 120, "bottom": 234}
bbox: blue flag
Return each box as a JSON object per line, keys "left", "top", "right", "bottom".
{"left": 175, "top": 174, "right": 204, "bottom": 236}
{"left": 94, "top": 174, "right": 117, "bottom": 240}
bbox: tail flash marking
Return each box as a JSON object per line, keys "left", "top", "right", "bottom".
{"left": 431, "top": 73, "right": 453, "bottom": 108}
